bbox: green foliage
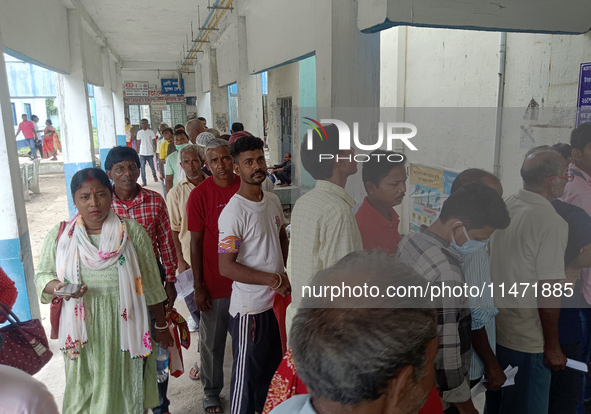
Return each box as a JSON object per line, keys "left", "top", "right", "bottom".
{"left": 18, "top": 146, "right": 31, "bottom": 157}
{"left": 93, "top": 127, "right": 98, "bottom": 148}
{"left": 45, "top": 98, "right": 58, "bottom": 117}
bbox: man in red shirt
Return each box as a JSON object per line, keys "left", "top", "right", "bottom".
{"left": 187, "top": 138, "right": 238, "bottom": 413}
{"left": 355, "top": 150, "right": 406, "bottom": 254}
{"left": 104, "top": 146, "right": 177, "bottom": 414}
{"left": 15, "top": 114, "right": 37, "bottom": 160}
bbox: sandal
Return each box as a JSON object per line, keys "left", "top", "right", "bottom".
{"left": 203, "top": 395, "right": 223, "bottom": 413}
{"left": 189, "top": 362, "right": 200, "bottom": 380}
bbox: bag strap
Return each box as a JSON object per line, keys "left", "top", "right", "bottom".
{"left": 0, "top": 301, "right": 21, "bottom": 325}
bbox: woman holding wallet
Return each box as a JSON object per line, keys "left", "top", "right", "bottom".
{"left": 35, "top": 167, "right": 174, "bottom": 414}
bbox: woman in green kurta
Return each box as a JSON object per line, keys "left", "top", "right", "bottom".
{"left": 35, "top": 168, "right": 174, "bottom": 414}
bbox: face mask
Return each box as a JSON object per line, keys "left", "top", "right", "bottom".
{"left": 176, "top": 143, "right": 188, "bottom": 151}
{"left": 450, "top": 222, "right": 488, "bottom": 255}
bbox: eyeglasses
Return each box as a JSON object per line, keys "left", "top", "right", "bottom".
{"left": 545, "top": 174, "right": 574, "bottom": 182}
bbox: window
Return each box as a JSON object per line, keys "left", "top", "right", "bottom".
{"left": 228, "top": 83, "right": 238, "bottom": 127}
{"left": 11, "top": 103, "right": 17, "bottom": 126}
{"left": 162, "top": 103, "right": 186, "bottom": 127}
{"left": 127, "top": 104, "right": 151, "bottom": 125}
{"left": 23, "top": 103, "right": 32, "bottom": 119}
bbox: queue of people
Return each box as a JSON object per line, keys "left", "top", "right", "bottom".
{"left": 24, "top": 119, "right": 591, "bottom": 414}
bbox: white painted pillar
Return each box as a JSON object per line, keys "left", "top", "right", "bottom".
{"left": 209, "top": 48, "right": 230, "bottom": 134}
{"left": 95, "top": 47, "right": 117, "bottom": 170}
{"left": 112, "top": 64, "right": 126, "bottom": 146}
{"left": 194, "top": 63, "right": 212, "bottom": 126}
{"left": 237, "top": 16, "right": 263, "bottom": 138}
{"left": 56, "top": 9, "right": 95, "bottom": 217}
{"left": 0, "top": 29, "right": 40, "bottom": 320}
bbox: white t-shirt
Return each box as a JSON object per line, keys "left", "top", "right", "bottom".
{"left": 137, "top": 129, "right": 156, "bottom": 156}
{"left": 218, "top": 191, "right": 285, "bottom": 317}
{"left": 0, "top": 365, "right": 59, "bottom": 414}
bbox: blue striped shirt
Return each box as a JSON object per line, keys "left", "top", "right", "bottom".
{"left": 461, "top": 245, "right": 498, "bottom": 380}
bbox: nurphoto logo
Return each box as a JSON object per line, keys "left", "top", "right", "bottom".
{"left": 304, "top": 118, "right": 417, "bottom": 163}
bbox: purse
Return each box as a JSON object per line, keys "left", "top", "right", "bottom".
{"left": 49, "top": 221, "right": 67, "bottom": 340}
{"left": 0, "top": 301, "right": 53, "bottom": 375}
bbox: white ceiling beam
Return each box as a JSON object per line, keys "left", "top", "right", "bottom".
{"left": 122, "top": 61, "right": 179, "bottom": 71}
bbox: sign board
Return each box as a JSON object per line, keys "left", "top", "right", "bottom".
{"left": 408, "top": 164, "right": 458, "bottom": 232}
{"left": 151, "top": 100, "right": 168, "bottom": 111}
{"left": 124, "top": 81, "right": 149, "bottom": 97}
{"left": 124, "top": 96, "right": 185, "bottom": 104}
{"left": 161, "top": 78, "right": 185, "bottom": 95}
{"left": 576, "top": 63, "right": 591, "bottom": 127}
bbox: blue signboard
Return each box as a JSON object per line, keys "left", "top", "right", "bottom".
{"left": 161, "top": 78, "right": 185, "bottom": 95}
{"left": 576, "top": 63, "right": 591, "bottom": 127}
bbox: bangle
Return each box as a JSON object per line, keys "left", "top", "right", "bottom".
{"left": 271, "top": 273, "right": 283, "bottom": 290}
{"left": 154, "top": 323, "right": 168, "bottom": 330}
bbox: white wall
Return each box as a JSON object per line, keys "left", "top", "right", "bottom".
{"left": 0, "top": 0, "right": 70, "bottom": 74}
{"left": 215, "top": 23, "right": 239, "bottom": 87}
{"left": 380, "top": 26, "right": 591, "bottom": 233}
{"left": 242, "top": 0, "right": 316, "bottom": 74}
{"left": 267, "top": 61, "right": 300, "bottom": 165}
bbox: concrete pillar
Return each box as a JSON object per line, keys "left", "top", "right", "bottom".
{"left": 194, "top": 63, "right": 212, "bottom": 125}
{"left": 112, "top": 65, "right": 126, "bottom": 146}
{"left": 314, "top": 0, "right": 380, "bottom": 203}
{"left": 56, "top": 9, "right": 95, "bottom": 217}
{"left": 0, "top": 29, "right": 40, "bottom": 320}
{"left": 209, "top": 48, "right": 230, "bottom": 134}
{"left": 95, "top": 47, "right": 117, "bottom": 170}
{"left": 237, "top": 16, "right": 263, "bottom": 138}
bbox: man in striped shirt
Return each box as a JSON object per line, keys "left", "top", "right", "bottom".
{"left": 449, "top": 170, "right": 507, "bottom": 391}
{"left": 396, "top": 182, "right": 510, "bottom": 414}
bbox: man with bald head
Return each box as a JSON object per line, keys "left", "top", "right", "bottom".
{"left": 186, "top": 119, "right": 207, "bottom": 144}
{"left": 487, "top": 150, "right": 569, "bottom": 414}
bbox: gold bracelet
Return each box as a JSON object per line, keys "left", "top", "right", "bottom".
{"left": 271, "top": 273, "right": 282, "bottom": 290}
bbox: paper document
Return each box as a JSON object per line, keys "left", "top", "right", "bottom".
{"left": 471, "top": 365, "right": 519, "bottom": 399}
{"left": 174, "top": 269, "right": 195, "bottom": 300}
{"left": 566, "top": 358, "right": 588, "bottom": 373}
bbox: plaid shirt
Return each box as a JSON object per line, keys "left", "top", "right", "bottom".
{"left": 396, "top": 226, "right": 472, "bottom": 404}
{"left": 111, "top": 186, "right": 178, "bottom": 282}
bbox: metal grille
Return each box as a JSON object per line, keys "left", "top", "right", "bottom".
{"left": 128, "top": 104, "right": 151, "bottom": 125}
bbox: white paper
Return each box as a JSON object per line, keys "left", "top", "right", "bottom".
{"left": 471, "top": 365, "right": 519, "bottom": 399}
{"left": 567, "top": 358, "right": 588, "bottom": 373}
{"left": 174, "top": 269, "right": 195, "bottom": 300}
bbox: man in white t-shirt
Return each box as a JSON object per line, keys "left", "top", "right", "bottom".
{"left": 136, "top": 118, "right": 158, "bottom": 186}
{"left": 218, "top": 136, "right": 290, "bottom": 414}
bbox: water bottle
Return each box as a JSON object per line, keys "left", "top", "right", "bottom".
{"left": 156, "top": 345, "right": 170, "bottom": 383}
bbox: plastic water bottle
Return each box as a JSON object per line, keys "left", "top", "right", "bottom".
{"left": 156, "top": 345, "right": 170, "bottom": 383}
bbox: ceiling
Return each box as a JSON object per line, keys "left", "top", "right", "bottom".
{"left": 78, "top": 0, "right": 210, "bottom": 63}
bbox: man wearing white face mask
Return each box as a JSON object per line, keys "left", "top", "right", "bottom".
{"left": 165, "top": 130, "right": 190, "bottom": 194}
{"left": 449, "top": 169, "right": 507, "bottom": 394}
{"left": 397, "top": 182, "right": 511, "bottom": 414}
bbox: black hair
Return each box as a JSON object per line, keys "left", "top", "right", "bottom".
{"left": 198, "top": 117, "right": 206, "bottom": 123}
{"left": 450, "top": 168, "right": 495, "bottom": 194}
{"left": 162, "top": 127, "right": 174, "bottom": 135}
{"left": 31, "top": 115, "right": 38, "bottom": 120}
{"left": 231, "top": 122, "right": 244, "bottom": 132}
{"left": 140, "top": 118, "right": 148, "bottom": 123}
{"left": 300, "top": 123, "right": 342, "bottom": 180}
{"left": 70, "top": 168, "right": 113, "bottom": 199}
{"left": 571, "top": 122, "right": 591, "bottom": 152}
{"left": 46, "top": 119, "right": 52, "bottom": 125}
{"left": 551, "top": 143, "right": 573, "bottom": 160}
{"left": 125, "top": 117, "right": 130, "bottom": 122}
{"left": 439, "top": 182, "right": 510, "bottom": 230}
{"left": 22, "top": 114, "right": 27, "bottom": 117}
{"left": 104, "top": 146, "right": 141, "bottom": 171}
{"left": 286, "top": 152, "right": 292, "bottom": 157}
{"left": 229, "top": 136, "right": 264, "bottom": 162}
{"left": 174, "top": 124, "right": 185, "bottom": 131}
{"left": 174, "top": 130, "right": 190, "bottom": 140}
{"left": 361, "top": 150, "right": 406, "bottom": 191}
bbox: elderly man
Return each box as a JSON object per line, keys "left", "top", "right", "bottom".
{"left": 487, "top": 150, "right": 569, "bottom": 414}
{"left": 271, "top": 250, "right": 438, "bottom": 414}
{"left": 186, "top": 119, "right": 207, "bottom": 144}
{"left": 187, "top": 138, "right": 240, "bottom": 413}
